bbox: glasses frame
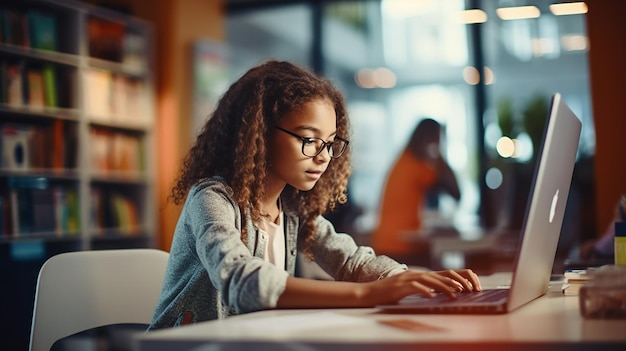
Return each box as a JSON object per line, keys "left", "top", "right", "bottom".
{"left": 275, "top": 126, "right": 349, "bottom": 159}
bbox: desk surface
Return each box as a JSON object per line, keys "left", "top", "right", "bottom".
{"left": 136, "top": 275, "right": 626, "bottom": 351}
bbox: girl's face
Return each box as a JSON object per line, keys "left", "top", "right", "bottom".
{"left": 268, "top": 98, "right": 337, "bottom": 192}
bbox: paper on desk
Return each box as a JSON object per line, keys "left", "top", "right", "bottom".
{"left": 237, "top": 312, "right": 370, "bottom": 332}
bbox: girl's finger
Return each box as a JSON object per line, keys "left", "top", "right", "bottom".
{"left": 437, "top": 270, "right": 474, "bottom": 291}
{"left": 417, "top": 274, "right": 459, "bottom": 298}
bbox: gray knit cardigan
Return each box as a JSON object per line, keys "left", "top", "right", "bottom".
{"left": 148, "top": 178, "right": 405, "bottom": 330}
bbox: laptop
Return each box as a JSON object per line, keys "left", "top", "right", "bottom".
{"left": 378, "top": 92, "right": 582, "bottom": 314}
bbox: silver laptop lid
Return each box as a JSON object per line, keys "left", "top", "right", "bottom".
{"left": 507, "top": 93, "right": 582, "bottom": 311}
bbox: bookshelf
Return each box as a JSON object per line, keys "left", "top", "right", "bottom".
{"left": 0, "top": 2, "right": 156, "bottom": 347}
{"left": 0, "top": 0, "right": 156, "bottom": 251}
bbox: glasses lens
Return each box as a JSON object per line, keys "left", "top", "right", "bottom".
{"left": 330, "top": 140, "right": 347, "bottom": 158}
{"left": 301, "top": 138, "right": 348, "bottom": 158}
{"left": 302, "top": 139, "right": 324, "bottom": 157}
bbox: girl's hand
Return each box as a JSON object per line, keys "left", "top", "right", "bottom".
{"left": 359, "top": 269, "right": 482, "bottom": 306}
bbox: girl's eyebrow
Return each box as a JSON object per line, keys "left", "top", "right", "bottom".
{"left": 293, "top": 125, "right": 338, "bottom": 138}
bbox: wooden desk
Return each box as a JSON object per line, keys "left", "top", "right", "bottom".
{"left": 136, "top": 290, "right": 626, "bottom": 351}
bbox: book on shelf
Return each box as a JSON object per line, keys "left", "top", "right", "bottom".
{"left": 6, "top": 62, "right": 24, "bottom": 107}
{"left": 111, "top": 132, "right": 142, "bottom": 172}
{"left": 83, "top": 69, "right": 151, "bottom": 126}
{"left": 91, "top": 187, "right": 140, "bottom": 236}
{"left": 0, "top": 61, "right": 7, "bottom": 104}
{"left": 50, "top": 120, "right": 78, "bottom": 169}
{"left": 9, "top": 186, "right": 19, "bottom": 235}
{"left": 5, "top": 177, "right": 79, "bottom": 237}
{"left": 30, "top": 123, "right": 50, "bottom": 169}
{"left": 0, "top": 9, "right": 29, "bottom": 47}
{"left": 51, "top": 119, "right": 64, "bottom": 168}
{"left": 42, "top": 64, "right": 58, "bottom": 108}
{"left": 63, "top": 187, "right": 80, "bottom": 234}
{"left": 1, "top": 123, "right": 30, "bottom": 169}
{"left": 31, "top": 186, "right": 56, "bottom": 233}
{"left": 27, "top": 10, "right": 57, "bottom": 51}
{"left": 111, "top": 75, "right": 129, "bottom": 120}
{"left": 45, "top": 185, "right": 80, "bottom": 235}
{"left": 7, "top": 177, "right": 39, "bottom": 235}
{"left": 0, "top": 8, "right": 57, "bottom": 50}
{"left": 26, "top": 68, "right": 46, "bottom": 109}
{"left": 112, "top": 193, "right": 140, "bottom": 235}
{"left": 89, "top": 128, "right": 143, "bottom": 173}
{"left": 83, "top": 69, "right": 113, "bottom": 121}
{"left": 87, "top": 16, "right": 124, "bottom": 62}
{"left": 89, "top": 128, "right": 113, "bottom": 171}
{"left": 122, "top": 32, "right": 147, "bottom": 69}
{"left": 63, "top": 122, "right": 78, "bottom": 169}
{"left": 1, "top": 121, "right": 77, "bottom": 171}
{"left": 111, "top": 76, "right": 149, "bottom": 127}
{"left": 1, "top": 61, "right": 61, "bottom": 109}
{"left": 126, "top": 79, "right": 151, "bottom": 127}
{"left": 28, "top": 124, "right": 46, "bottom": 169}
{"left": 90, "top": 187, "right": 104, "bottom": 235}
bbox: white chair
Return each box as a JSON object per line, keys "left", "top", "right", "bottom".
{"left": 29, "top": 249, "right": 169, "bottom": 351}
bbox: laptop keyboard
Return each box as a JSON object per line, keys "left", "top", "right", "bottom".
{"left": 454, "top": 289, "right": 509, "bottom": 303}
{"left": 400, "top": 288, "right": 509, "bottom": 304}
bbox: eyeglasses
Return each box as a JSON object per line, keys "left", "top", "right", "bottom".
{"left": 275, "top": 126, "right": 349, "bottom": 159}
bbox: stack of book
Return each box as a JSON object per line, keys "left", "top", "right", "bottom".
{"left": 563, "top": 269, "right": 593, "bottom": 295}
{"left": 549, "top": 274, "right": 568, "bottom": 293}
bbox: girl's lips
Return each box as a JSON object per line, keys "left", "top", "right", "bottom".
{"left": 305, "top": 170, "right": 323, "bottom": 179}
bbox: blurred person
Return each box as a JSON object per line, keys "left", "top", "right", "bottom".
{"left": 371, "top": 118, "right": 461, "bottom": 266}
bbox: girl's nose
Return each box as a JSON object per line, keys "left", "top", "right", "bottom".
{"left": 314, "top": 145, "right": 331, "bottom": 163}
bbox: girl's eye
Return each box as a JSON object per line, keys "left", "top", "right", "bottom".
{"left": 303, "top": 138, "right": 316, "bottom": 145}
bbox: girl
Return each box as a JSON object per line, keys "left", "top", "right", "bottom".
{"left": 148, "top": 60, "right": 481, "bottom": 330}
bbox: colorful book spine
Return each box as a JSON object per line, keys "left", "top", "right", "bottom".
{"left": 42, "top": 64, "right": 58, "bottom": 108}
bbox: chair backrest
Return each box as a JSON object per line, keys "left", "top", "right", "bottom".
{"left": 29, "top": 248, "right": 169, "bottom": 351}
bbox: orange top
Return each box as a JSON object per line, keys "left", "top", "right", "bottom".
{"left": 371, "top": 150, "right": 437, "bottom": 255}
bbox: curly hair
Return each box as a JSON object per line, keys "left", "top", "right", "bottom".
{"left": 170, "top": 60, "right": 352, "bottom": 259}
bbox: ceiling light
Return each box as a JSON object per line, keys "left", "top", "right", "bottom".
{"left": 549, "top": 2, "right": 588, "bottom": 16}
{"left": 457, "top": 9, "right": 488, "bottom": 24}
{"left": 496, "top": 6, "right": 540, "bottom": 20}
